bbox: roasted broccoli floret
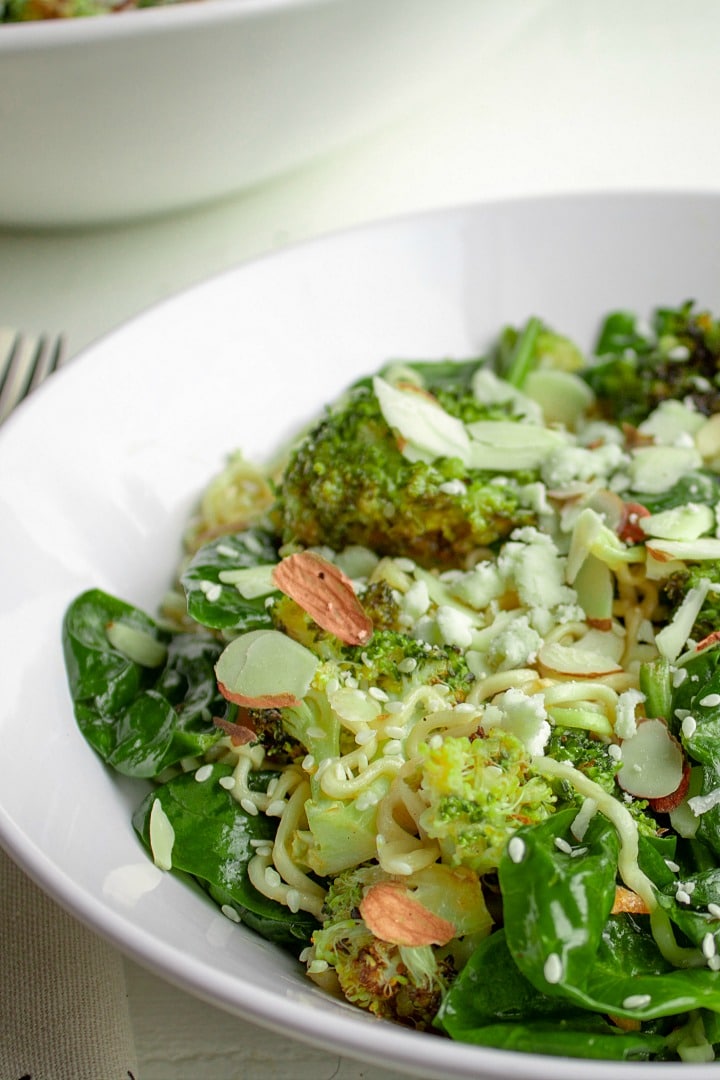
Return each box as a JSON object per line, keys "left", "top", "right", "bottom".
{"left": 418, "top": 730, "right": 556, "bottom": 876}
{"left": 582, "top": 302, "right": 720, "bottom": 427}
{"left": 661, "top": 562, "right": 720, "bottom": 643}
{"left": 274, "top": 374, "right": 533, "bottom": 568}
{"left": 308, "top": 863, "right": 490, "bottom": 1027}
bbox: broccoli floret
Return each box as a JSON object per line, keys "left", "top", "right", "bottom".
{"left": 582, "top": 302, "right": 720, "bottom": 427}
{"left": 545, "top": 726, "right": 621, "bottom": 794}
{"left": 275, "top": 380, "right": 533, "bottom": 568}
{"left": 309, "top": 862, "right": 490, "bottom": 1028}
{"left": 418, "top": 730, "right": 556, "bottom": 875}
{"left": 661, "top": 562, "right": 720, "bottom": 642}
{"left": 340, "top": 628, "right": 474, "bottom": 700}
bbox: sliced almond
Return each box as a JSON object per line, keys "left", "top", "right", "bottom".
{"left": 272, "top": 551, "right": 373, "bottom": 646}
{"left": 696, "top": 630, "right": 720, "bottom": 653}
{"left": 608, "top": 1013, "right": 642, "bottom": 1032}
{"left": 538, "top": 640, "right": 623, "bottom": 678}
{"left": 212, "top": 716, "right": 258, "bottom": 744}
{"left": 217, "top": 685, "right": 302, "bottom": 710}
{"left": 648, "top": 763, "right": 691, "bottom": 813}
{"left": 611, "top": 885, "right": 651, "bottom": 915}
{"left": 616, "top": 718, "right": 685, "bottom": 800}
{"left": 359, "top": 881, "right": 456, "bottom": 947}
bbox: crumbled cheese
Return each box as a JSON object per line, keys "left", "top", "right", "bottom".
{"left": 402, "top": 579, "right": 431, "bottom": 621}
{"left": 483, "top": 687, "right": 551, "bottom": 756}
{"left": 435, "top": 604, "right": 475, "bottom": 649}
{"left": 614, "top": 689, "right": 646, "bottom": 740}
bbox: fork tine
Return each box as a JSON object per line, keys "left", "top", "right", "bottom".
{"left": 0, "top": 331, "right": 67, "bottom": 425}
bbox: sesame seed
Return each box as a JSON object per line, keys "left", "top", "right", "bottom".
{"left": 703, "top": 932, "right": 717, "bottom": 959}
{"left": 369, "top": 687, "right": 389, "bottom": 702}
{"left": 221, "top": 904, "right": 241, "bottom": 923}
{"left": 302, "top": 754, "right": 315, "bottom": 771}
{"left": 607, "top": 743, "right": 623, "bottom": 761}
{"left": 306, "top": 726, "right": 326, "bottom": 740}
{"left": 507, "top": 836, "right": 525, "bottom": 863}
{"left": 554, "top": 837, "right": 573, "bottom": 855}
{"left": 700, "top": 694, "right": 720, "bottom": 708}
{"left": 398, "top": 657, "right": 417, "bottom": 674}
{"left": 355, "top": 728, "right": 375, "bottom": 746}
{"left": 570, "top": 847, "right": 588, "bottom": 858}
{"left": 384, "top": 725, "right": 405, "bottom": 739}
{"left": 265, "top": 800, "right": 287, "bottom": 817}
{"left": 665, "top": 859, "right": 680, "bottom": 873}
{"left": 286, "top": 889, "right": 301, "bottom": 913}
{"left": 623, "top": 994, "right": 651, "bottom": 1009}
{"left": 385, "top": 701, "right": 404, "bottom": 713}
{"left": 264, "top": 866, "right": 282, "bottom": 888}
{"left": 307, "top": 960, "right": 329, "bottom": 974}
{"left": 709, "top": 956, "right": 720, "bottom": 972}
{"left": 383, "top": 740, "right": 403, "bottom": 756}
{"left": 676, "top": 888, "right": 692, "bottom": 905}
{"left": 708, "top": 903, "right": 720, "bottom": 919}
{"left": 216, "top": 544, "right": 237, "bottom": 558}
{"left": 194, "top": 764, "right": 213, "bottom": 783}
{"left": 219, "top": 776, "right": 235, "bottom": 790}
{"left": 543, "top": 953, "right": 563, "bottom": 984}
{"left": 672, "top": 667, "right": 688, "bottom": 687}
{"left": 682, "top": 715, "right": 697, "bottom": 739}
{"left": 394, "top": 558, "right": 416, "bottom": 572}
{"left": 240, "top": 797, "right": 258, "bottom": 815}
{"left": 326, "top": 678, "right": 340, "bottom": 694}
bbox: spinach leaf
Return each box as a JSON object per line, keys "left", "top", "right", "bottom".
{"left": 498, "top": 808, "right": 619, "bottom": 995}
{"left": 576, "top": 914, "right": 720, "bottom": 1020}
{"left": 672, "top": 646, "right": 720, "bottom": 765}
{"left": 437, "top": 930, "right": 666, "bottom": 1060}
{"left": 181, "top": 527, "right": 279, "bottom": 632}
{"left": 133, "top": 764, "right": 318, "bottom": 950}
{"left": 63, "top": 589, "right": 223, "bottom": 777}
{"left": 656, "top": 867, "right": 720, "bottom": 953}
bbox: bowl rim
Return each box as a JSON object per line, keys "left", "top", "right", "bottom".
{"left": 0, "top": 0, "right": 334, "bottom": 51}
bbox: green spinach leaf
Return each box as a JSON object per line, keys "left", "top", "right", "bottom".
{"left": 181, "top": 528, "right": 279, "bottom": 632}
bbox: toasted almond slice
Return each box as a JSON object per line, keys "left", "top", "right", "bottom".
{"left": 217, "top": 683, "right": 301, "bottom": 710}
{"left": 608, "top": 1013, "right": 642, "bottom": 1032}
{"left": 618, "top": 501, "right": 651, "bottom": 543}
{"left": 272, "top": 551, "right": 373, "bottom": 646}
{"left": 611, "top": 885, "right": 651, "bottom": 915}
{"left": 212, "top": 715, "right": 258, "bottom": 744}
{"left": 359, "top": 882, "right": 456, "bottom": 947}
{"left": 537, "top": 640, "right": 623, "bottom": 678}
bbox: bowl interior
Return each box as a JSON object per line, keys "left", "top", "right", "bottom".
{"left": 1, "top": 192, "right": 718, "bottom": 1078}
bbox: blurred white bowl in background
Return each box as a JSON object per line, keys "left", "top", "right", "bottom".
{"left": 0, "top": 0, "right": 546, "bottom": 228}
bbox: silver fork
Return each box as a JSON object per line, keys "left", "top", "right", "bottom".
{"left": 0, "top": 328, "right": 67, "bottom": 424}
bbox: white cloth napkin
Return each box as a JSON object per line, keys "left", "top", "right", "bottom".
{"left": 0, "top": 845, "right": 139, "bottom": 1080}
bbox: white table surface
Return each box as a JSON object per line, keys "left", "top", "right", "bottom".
{"left": 4, "top": 3, "right": 720, "bottom": 1075}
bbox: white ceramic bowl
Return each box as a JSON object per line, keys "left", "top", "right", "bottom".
{"left": 0, "top": 0, "right": 543, "bottom": 228}
{"left": 1, "top": 192, "right": 719, "bottom": 1078}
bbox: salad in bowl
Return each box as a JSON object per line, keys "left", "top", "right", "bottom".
{"left": 62, "top": 300, "right": 720, "bottom": 1062}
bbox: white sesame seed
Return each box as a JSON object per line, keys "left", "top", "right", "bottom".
{"left": 221, "top": 904, "right": 241, "bottom": 923}
{"left": 394, "top": 558, "right": 416, "bottom": 572}
{"left": 384, "top": 725, "right": 405, "bottom": 739}
{"left": 676, "top": 888, "right": 692, "bottom": 905}
{"left": 398, "top": 657, "right": 417, "bottom": 674}
{"left": 622, "top": 994, "right": 652, "bottom": 1010}
{"left": 703, "top": 932, "right": 717, "bottom": 959}
{"left": 240, "top": 797, "right": 258, "bottom": 815}
{"left": 326, "top": 677, "right": 340, "bottom": 694}
{"left": 672, "top": 667, "right": 688, "bottom": 687}
{"left": 354, "top": 728, "right": 375, "bottom": 746}
{"left": 708, "top": 903, "right": 720, "bottom": 919}
{"left": 709, "top": 955, "right": 720, "bottom": 972}
{"left": 286, "top": 889, "right": 301, "bottom": 913}
{"left": 307, "top": 960, "right": 329, "bottom": 974}
{"left": 665, "top": 859, "right": 680, "bottom": 873}
{"left": 369, "top": 687, "right": 389, "bottom": 702}
{"left": 383, "top": 740, "right": 403, "bottom": 756}
{"left": 302, "top": 754, "right": 315, "bottom": 771}
{"left": 554, "top": 837, "right": 573, "bottom": 855}
{"left": 264, "top": 866, "right": 282, "bottom": 888}
{"left": 543, "top": 953, "right": 563, "bottom": 984}
{"left": 682, "top": 715, "right": 697, "bottom": 739}
{"left": 266, "top": 800, "right": 287, "bottom": 817}
{"left": 570, "top": 846, "right": 588, "bottom": 858}
{"left": 700, "top": 694, "right": 720, "bottom": 708}
{"left": 216, "top": 544, "right": 237, "bottom": 558}
{"left": 607, "top": 743, "right": 623, "bottom": 761}
{"left": 428, "top": 734, "right": 443, "bottom": 750}
{"left": 306, "top": 726, "right": 326, "bottom": 740}
{"left": 385, "top": 701, "right": 404, "bottom": 713}
{"left": 219, "top": 775, "right": 235, "bottom": 790}
{"left": 507, "top": 836, "right": 526, "bottom": 864}
{"left": 194, "top": 764, "right": 213, "bottom": 783}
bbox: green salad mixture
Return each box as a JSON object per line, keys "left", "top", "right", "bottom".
{"left": 63, "top": 302, "right": 720, "bottom": 1061}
